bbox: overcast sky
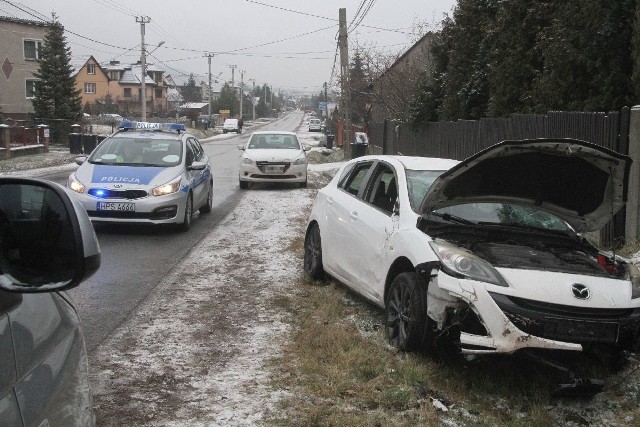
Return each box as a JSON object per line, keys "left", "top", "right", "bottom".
{"left": 2, "top": 0, "right": 456, "bottom": 95}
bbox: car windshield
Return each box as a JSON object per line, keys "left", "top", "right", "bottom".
{"left": 406, "top": 169, "right": 446, "bottom": 212}
{"left": 431, "top": 203, "right": 572, "bottom": 232}
{"left": 88, "top": 137, "right": 182, "bottom": 167}
{"left": 248, "top": 134, "right": 301, "bottom": 149}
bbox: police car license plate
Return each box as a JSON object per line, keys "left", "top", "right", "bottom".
{"left": 96, "top": 201, "right": 135, "bottom": 212}
{"left": 265, "top": 165, "right": 284, "bottom": 174}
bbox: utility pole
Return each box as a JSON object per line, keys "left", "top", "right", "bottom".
{"left": 338, "top": 8, "right": 350, "bottom": 147}
{"left": 249, "top": 79, "right": 256, "bottom": 120}
{"left": 136, "top": 16, "right": 151, "bottom": 121}
{"left": 239, "top": 70, "right": 245, "bottom": 119}
{"left": 205, "top": 53, "right": 214, "bottom": 123}
{"left": 229, "top": 65, "right": 237, "bottom": 115}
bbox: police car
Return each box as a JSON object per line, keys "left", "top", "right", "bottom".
{"left": 67, "top": 121, "right": 213, "bottom": 231}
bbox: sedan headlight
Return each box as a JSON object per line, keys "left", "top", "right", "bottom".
{"left": 429, "top": 240, "right": 509, "bottom": 287}
{"left": 152, "top": 176, "right": 181, "bottom": 196}
{"left": 241, "top": 157, "right": 255, "bottom": 165}
{"left": 292, "top": 156, "right": 307, "bottom": 165}
{"left": 67, "top": 174, "right": 85, "bottom": 193}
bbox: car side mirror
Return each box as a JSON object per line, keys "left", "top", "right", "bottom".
{"left": 188, "top": 161, "right": 206, "bottom": 171}
{"left": 0, "top": 178, "right": 100, "bottom": 293}
{"left": 303, "top": 146, "right": 310, "bottom": 151}
{"left": 75, "top": 155, "right": 87, "bottom": 165}
{"left": 237, "top": 145, "right": 245, "bottom": 151}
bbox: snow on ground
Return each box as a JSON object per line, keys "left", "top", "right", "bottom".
{"left": 88, "top": 168, "right": 338, "bottom": 426}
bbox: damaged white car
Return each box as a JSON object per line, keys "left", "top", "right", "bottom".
{"left": 304, "top": 139, "right": 638, "bottom": 391}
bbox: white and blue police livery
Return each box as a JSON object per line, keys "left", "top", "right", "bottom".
{"left": 67, "top": 121, "right": 213, "bottom": 231}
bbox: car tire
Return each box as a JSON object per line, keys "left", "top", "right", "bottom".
{"left": 199, "top": 181, "right": 213, "bottom": 214}
{"left": 385, "top": 272, "right": 433, "bottom": 353}
{"left": 223, "top": 130, "right": 227, "bottom": 134}
{"left": 179, "top": 193, "right": 193, "bottom": 232}
{"left": 303, "top": 223, "right": 325, "bottom": 280}
{"left": 239, "top": 179, "right": 249, "bottom": 189}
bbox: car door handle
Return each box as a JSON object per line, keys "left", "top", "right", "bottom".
{"left": 349, "top": 211, "right": 358, "bottom": 220}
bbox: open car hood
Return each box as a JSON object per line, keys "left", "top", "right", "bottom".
{"left": 419, "top": 139, "right": 631, "bottom": 232}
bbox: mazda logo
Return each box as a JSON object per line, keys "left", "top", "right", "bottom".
{"left": 571, "top": 284, "right": 591, "bottom": 300}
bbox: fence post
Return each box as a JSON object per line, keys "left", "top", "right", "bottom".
{"left": 0, "top": 125, "right": 10, "bottom": 159}
{"left": 625, "top": 105, "right": 640, "bottom": 243}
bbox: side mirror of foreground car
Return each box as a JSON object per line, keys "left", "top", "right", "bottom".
{"left": 237, "top": 144, "right": 245, "bottom": 151}
{"left": 0, "top": 177, "right": 101, "bottom": 293}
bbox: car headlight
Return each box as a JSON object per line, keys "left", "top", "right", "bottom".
{"left": 241, "top": 157, "right": 255, "bottom": 165}
{"left": 152, "top": 176, "right": 182, "bottom": 196}
{"left": 429, "top": 240, "right": 509, "bottom": 287}
{"left": 628, "top": 263, "right": 640, "bottom": 299}
{"left": 67, "top": 174, "right": 85, "bottom": 193}
{"left": 292, "top": 156, "right": 307, "bottom": 165}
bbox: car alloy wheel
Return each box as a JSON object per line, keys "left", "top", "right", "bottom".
{"left": 385, "top": 272, "right": 431, "bottom": 352}
{"left": 303, "top": 223, "right": 324, "bottom": 280}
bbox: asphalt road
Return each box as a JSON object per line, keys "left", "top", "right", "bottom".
{"left": 38, "top": 111, "right": 304, "bottom": 353}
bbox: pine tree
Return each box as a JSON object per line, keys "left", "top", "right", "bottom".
{"left": 181, "top": 74, "right": 201, "bottom": 103}
{"left": 32, "top": 15, "right": 82, "bottom": 142}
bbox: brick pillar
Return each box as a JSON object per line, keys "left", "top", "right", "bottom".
{"left": 0, "top": 124, "right": 10, "bottom": 159}
{"left": 37, "top": 125, "right": 50, "bottom": 153}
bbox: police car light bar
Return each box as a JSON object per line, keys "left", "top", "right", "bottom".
{"left": 118, "top": 121, "right": 186, "bottom": 133}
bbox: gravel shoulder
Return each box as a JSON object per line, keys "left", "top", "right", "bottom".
{"left": 88, "top": 172, "right": 324, "bottom": 426}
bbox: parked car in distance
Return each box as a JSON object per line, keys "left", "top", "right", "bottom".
{"left": 223, "top": 118, "right": 240, "bottom": 134}
{"left": 304, "top": 140, "right": 638, "bottom": 392}
{"left": 308, "top": 118, "right": 321, "bottom": 132}
{"left": 238, "top": 131, "right": 308, "bottom": 189}
{"left": 0, "top": 176, "right": 101, "bottom": 426}
{"left": 67, "top": 121, "right": 213, "bottom": 232}
{"left": 98, "top": 113, "right": 124, "bottom": 123}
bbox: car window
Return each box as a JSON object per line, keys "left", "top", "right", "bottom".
{"left": 433, "top": 203, "right": 572, "bottom": 231}
{"left": 365, "top": 164, "right": 397, "bottom": 214}
{"left": 187, "top": 138, "right": 202, "bottom": 162}
{"left": 185, "top": 142, "right": 195, "bottom": 166}
{"left": 89, "top": 137, "right": 182, "bottom": 167}
{"left": 248, "top": 134, "right": 300, "bottom": 149}
{"left": 340, "top": 162, "right": 373, "bottom": 196}
{"left": 406, "top": 169, "right": 447, "bottom": 212}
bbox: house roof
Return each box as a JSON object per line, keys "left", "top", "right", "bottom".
{"left": 167, "top": 87, "right": 183, "bottom": 102}
{"left": 0, "top": 15, "right": 50, "bottom": 27}
{"left": 119, "top": 65, "right": 156, "bottom": 85}
{"left": 70, "top": 55, "right": 108, "bottom": 77}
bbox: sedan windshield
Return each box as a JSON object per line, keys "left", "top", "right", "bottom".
{"left": 432, "top": 203, "right": 572, "bottom": 232}
{"left": 89, "top": 138, "right": 182, "bottom": 167}
{"left": 406, "top": 169, "right": 446, "bottom": 212}
{"left": 248, "top": 134, "right": 300, "bottom": 149}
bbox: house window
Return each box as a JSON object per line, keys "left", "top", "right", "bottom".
{"left": 155, "top": 88, "right": 163, "bottom": 98}
{"left": 26, "top": 79, "right": 37, "bottom": 98}
{"left": 87, "top": 64, "right": 95, "bottom": 74}
{"left": 123, "top": 88, "right": 132, "bottom": 97}
{"left": 84, "top": 83, "right": 96, "bottom": 94}
{"left": 24, "top": 39, "right": 42, "bottom": 60}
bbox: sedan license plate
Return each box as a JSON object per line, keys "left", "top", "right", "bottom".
{"left": 265, "top": 165, "right": 284, "bottom": 174}
{"left": 544, "top": 317, "right": 619, "bottom": 343}
{"left": 96, "top": 201, "right": 135, "bottom": 212}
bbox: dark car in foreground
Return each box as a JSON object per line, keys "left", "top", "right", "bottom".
{"left": 1, "top": 177, "right": 101, "bottom": 426}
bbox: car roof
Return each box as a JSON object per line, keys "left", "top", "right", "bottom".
{"left": 351, "top": 155, "right": 459, "bottom": 171}
{"left": 110, "top": 122, "right": 192, "bottom": 140}
{"left": 224, "top": 118, "right": 238, "bottom": 122}
{"left": 251, "top": 131, "right": 297, "bottom": 136}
